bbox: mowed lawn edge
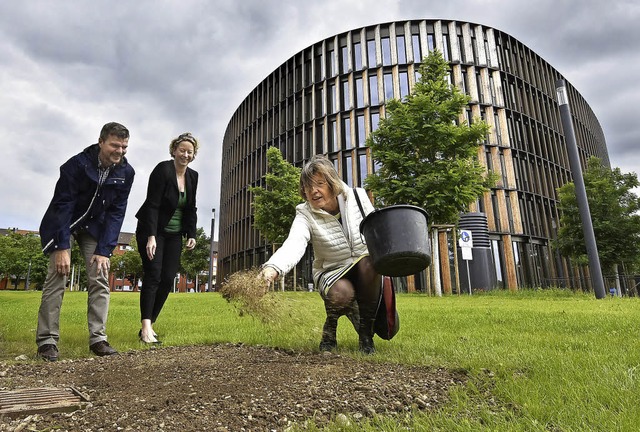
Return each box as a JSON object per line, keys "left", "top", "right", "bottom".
{"left": 1, "top": 289, "right": 639, "bottom": 431}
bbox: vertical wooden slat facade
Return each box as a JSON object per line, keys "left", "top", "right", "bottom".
{"left": 219, "top": 19, "right": 609, "bottom": 292}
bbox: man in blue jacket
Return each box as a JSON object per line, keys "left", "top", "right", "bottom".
{"left": 36, "top": 122, "right": 135, "bottom": 361}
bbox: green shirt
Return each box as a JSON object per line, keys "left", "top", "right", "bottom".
{"left": 164, "top": 190, "right": 187, "bottom": 233}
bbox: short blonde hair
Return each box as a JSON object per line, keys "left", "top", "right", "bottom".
{"left": 170, "top": 132, "right": 199, "bottom": 158}
{"left": 299, "top": 155, "right": 344, "bottom": 201}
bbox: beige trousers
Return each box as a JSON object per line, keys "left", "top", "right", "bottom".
{"left": 36, "top": 231, "right": 111, "bottom": 347}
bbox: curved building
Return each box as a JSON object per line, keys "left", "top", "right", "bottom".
{"left": 219, "top": 19, "right": 608, "bottom": 292}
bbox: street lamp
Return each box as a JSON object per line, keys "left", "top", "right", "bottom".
{"left": 25, "top": 259, "right": 32, "bottom": 290}
{"left": 555, "top": 79, "right": 605, "bottom": 299}
{"left": 208, "top": 208, "right": 216, "bottom": 291}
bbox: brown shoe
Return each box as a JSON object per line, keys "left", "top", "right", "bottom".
{"left": 90, "top": 341, "right": 118, "bottom": 356}
{"left": 37, "top": 344, "right": 59, "bottom": 362}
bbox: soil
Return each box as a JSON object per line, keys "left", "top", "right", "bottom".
{"left": 0, "top": 343, "right": 467, "bottom": 431}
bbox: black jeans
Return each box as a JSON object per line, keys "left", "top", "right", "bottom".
{"left": 137, "top": 231, "right": 183, "bottom": 322}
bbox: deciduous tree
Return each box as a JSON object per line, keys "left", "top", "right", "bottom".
{"left": 180, "top": 227, "right": 211, "bottom": 290}
{"left": 249, "top": 146, "right": 303, "bottom": 290}
{"left": 364, "top": 50, "right": 495, "bottom": 225}
{"left": 555, "top": 156, "right": 640, "bottom": 275}
{"left": 110, "top": 237, "right": 143, "bottom": 289}
{"left": 250, "top": 147, "right": 302, "bottom": 244}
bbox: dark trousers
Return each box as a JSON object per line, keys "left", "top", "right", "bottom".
{"left": 136, "top": 231, "right": 183, "bottom": 322}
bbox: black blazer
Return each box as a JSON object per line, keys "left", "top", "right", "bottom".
{"left": 135, "top": 160, "right": 198, "bottom": 239}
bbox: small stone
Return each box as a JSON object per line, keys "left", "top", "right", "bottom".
{"left": 335, "top": 413, "right": 351, "bottom": 426}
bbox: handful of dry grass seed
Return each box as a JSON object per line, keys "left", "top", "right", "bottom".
{"left": 218, "top": 268, "right": 283, "bottom": 322}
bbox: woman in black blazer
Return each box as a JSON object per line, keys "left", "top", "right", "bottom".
{"left": 135, "top": 133, "right": 199, "bottom": 343}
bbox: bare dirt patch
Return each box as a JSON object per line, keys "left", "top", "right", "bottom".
{"left": 1, "top": 343, "right": 466, "bottom": 431}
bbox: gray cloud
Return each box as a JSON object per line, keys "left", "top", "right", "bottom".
{"left": 0, "top": 0, "right": 638, "bottom": 236}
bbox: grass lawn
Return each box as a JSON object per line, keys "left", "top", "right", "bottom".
{"left": 1, "top": 288, "right": 639, "bottom": 431}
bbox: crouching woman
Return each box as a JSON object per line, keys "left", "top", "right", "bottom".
{"left": 260, "top": 155, "right": 381, "bottom": 354}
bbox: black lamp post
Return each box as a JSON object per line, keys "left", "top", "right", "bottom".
{"left": 208, "top": 208, "right": 216, "bottom": 291}
{"left": 556, "top": 79, "right": 606, "bottom": 299}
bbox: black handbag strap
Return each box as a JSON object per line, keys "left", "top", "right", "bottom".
{"left": 353, "top": 188, "right": 365, "bottom": 218}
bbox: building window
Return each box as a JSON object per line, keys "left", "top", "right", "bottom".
{"left": 381, "top": 37, "right": 391, "bottom": 66}
{"left": 341, "top": 80, "right": 350, "bottom": 111}
{"left": 304, "top": 54, "right": 312, "bottom": 86}
{"left": 371, "top": 112, "right": 380, "bottom": 132}
{"left": 327, "top": 49, "right": 336, "bottom": 77}
{"left": 343, "top": 153, "right": 353, "bottom": 186}
{"left": 412, "top": 34, "right": 421, "bottom": 62}
{"left": 367, "top": 39, "right": 376, "bottom": 67}
{"left": 342, "top": 117, "right": 352, "bottom": 149}
{"left": 315, "top": 121, "right": 324, "bottom": 154}
{"left": 397, "top": 35, "right": 407, "bottom": 64}
{"left": 353, "top": 42, "right": 362, "bottom": 71}
{"left": 427, "top": 33, "right": 435, "bottom": 52}
{"left": 369, "top": 74, "right": 379, "bottom": 106}
{"left": 328, "top": 83, "right": 336, "bottom": 114}
{"left": 329, "top": 119, "right": 337, "bottom": 152}
{"left": 304, "top": 89, "right": 312, "bottom": 122}
{"left": 442, "top": 34, "right": 451, "bottom": 61}
{"left": 358, "top": 153, "right": 368, "bottom": 184}
{"left": 356, "top": 114, "right": 366, "bottom": 147}
{"left": 461, "top": 68, "right": 469, "bottom": 95}
{"left": 491, "top": 239, "right": 505, "bottom": 287}
{"left": 305, "top": 127, "right": 312, "bottom": 158}
{"left": 399, "top": 71, "right": 409, "bottom": 99}
{"left": 340, "top": 45, "right": 349, "bottom": 74}
{"left": 384, "top": 72, "right": 394, "bottom": 100}
{"left": 315, "top": 87, "right": 324, "bottom": 117}
{"left": 314, "top": 50, "right": 324, "bottom": 82}
{"left": 295, "top": 131, "right": 303, "bottom": 162}
{"left": 458, "top": 34, "right": 466, "bottom": 62}
{"left": 355, "top": 77, "right": 364, "bottom": 108}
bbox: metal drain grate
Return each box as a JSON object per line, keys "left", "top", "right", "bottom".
{"left": 0, "top": 387, "right": 90, "bottom": 418}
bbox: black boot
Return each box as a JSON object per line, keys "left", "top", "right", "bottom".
{"left": 346, "top": 302, "right": 360, "bottom": 332}
{"left": 319, "top": 317, "right": 337, "bottom": 351}
{"left": 358, "top": 317, "right": 375, "bottom": 355}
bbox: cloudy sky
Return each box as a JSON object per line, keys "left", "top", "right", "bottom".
{"left": 1, "top": 0, "right": 638, "bottom": 239}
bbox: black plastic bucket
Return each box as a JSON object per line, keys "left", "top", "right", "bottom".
{"left": 359, "top": 205, "right": 431, "bottom": 277}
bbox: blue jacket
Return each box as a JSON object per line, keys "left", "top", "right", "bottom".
{"left": 40, "top": 144, "right": 135, "bottom": 256}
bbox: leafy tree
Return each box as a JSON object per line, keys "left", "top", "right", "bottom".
{"left": 0, "top": 233, "right": 18, "bottom": 287}
{"left": 67, "top": 238, "right": 89, "bottom": 290}
{"left": 180, "top": 227, "right": 211, "bottom": 288}
{"left": 249, "top": 146, "right": 303, "bottom": 290}
{"left": 364, "top": 50, "right": 496, "bottom": 225}
{"left": 554, "top": 156, "right": 640, "bottom": 274}
{"left": 22, "top": 234, "right": 49, "bottom": 289}
{"left": 0, "top": 232, "right": 48, "bottom": 289}
{"left": 249, "top": 147, "right": 302, "bottom": 243}
{"left": 110, "top": 237, "right": 143, "bottom": 288}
